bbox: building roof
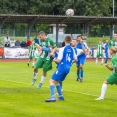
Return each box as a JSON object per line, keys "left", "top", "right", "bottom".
{"left": 49, "top": 24, "right": 67, "bottom": 27}
{"left": 0, "top": 14, "right": 117, "bottom": 24}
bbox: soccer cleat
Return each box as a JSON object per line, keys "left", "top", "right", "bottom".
{"left": 57, "top": 96, "right": 64, "bottom": 101}
{"left": 37, "top": 83, "right": 42, "bottom": 89}
{"left": 80, "top": 79, "right": 83, "bottom": 82}
{"left": 76, "top": 78, "right": 79, "bottom": 81}
{"left": 95, "top": 97, "right": 104, "bottom": 100}
{"left": 31, "top": 79, "right": 37, "bottom": 85}
{"left": 45, "top": 97, "right": 56, "bottom": 102}
{"left": 27, "top": 63, "right": 29, "bottom": 67}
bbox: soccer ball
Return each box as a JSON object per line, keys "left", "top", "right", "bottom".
{"left": 66, "top": 9, "right": 74, "bottom": 17}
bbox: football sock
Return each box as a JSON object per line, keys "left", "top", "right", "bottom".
{"left": 59, "top": 81, "right": 62, "bottom": 89}
{"left": 81, "top": 69, "right": 84, "bottom": 79}
{"left": 96, "top": 59, "right": 98, "bottom": 64}
{"left": 100, "top": 83, "right": 107, "bottom": 99}
{"left": 79, "top": 69, "right": 82, "bottom": 79}
{"left": 101, "top": 58, "right": 104, "bottom": 64}
{"left": 33, "top": 72, "right": 38, "bottom": 79}
{"left": 56, "top": 85, "right": 63, "bottom": 97}
{"left": 32, "top": 62, "right": 34, "bottom": 66}
{"left": 50, "top": 85, "right": 55, "bottom": 98}
{"left": 40, "top": 76, "right": 46, "bottom": 84}
{"left": 77, "top": 70, "right": 79, "bottom": 78}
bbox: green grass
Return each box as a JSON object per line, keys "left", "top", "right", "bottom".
{"left": 0, "top": 61, "right": 117, "bottom": 117}
{"left": 0, "top": 36, "right": 110, "bottom": 47}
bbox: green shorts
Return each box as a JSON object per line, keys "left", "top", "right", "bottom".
{"left": 106, "top": 72, "right": 117, "bottom": 85}
{"left": 29, "top": 55, "right": 35, "bottom": 60}
{"left": 96, "top": 54, "right": 103, "bottom": 58}
{"left": 34, "top": 56, "right": 52, "bottom": 72}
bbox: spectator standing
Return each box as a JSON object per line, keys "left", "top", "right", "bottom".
{"left": 4, "top": 34, "right": 10, "bottom": 47}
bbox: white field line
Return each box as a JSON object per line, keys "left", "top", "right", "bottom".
{"left": 0, "top": 78, "right": 117, "bottom": 101}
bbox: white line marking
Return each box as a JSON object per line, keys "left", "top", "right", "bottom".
{"left": 0, "top": 79, "right": 117, "bottom": 101}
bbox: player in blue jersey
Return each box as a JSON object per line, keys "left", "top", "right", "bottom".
{"left": 103, "top": 40, "right": 109, "bottom": 63}
{"left": 76, "top": 35, "right": 89, "bottom": 82}
{"left": 45, "top": 36, "right": 77, "bottom": 102}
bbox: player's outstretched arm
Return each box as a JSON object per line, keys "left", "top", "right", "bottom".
{"left": 53, "top": 58, "right": 61, "bottom": 63}
{"left": 104, "top": 64, "right": 113, "bottom": 71}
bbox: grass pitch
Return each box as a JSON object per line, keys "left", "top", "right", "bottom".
{"left": 0, "top": 61, "right": 117, "bottom": 117}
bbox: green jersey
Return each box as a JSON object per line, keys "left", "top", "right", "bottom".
{"left": 111, "top": 55, "right": 117, "bottom": 73}
{"left": 108, "top": 39, "right": 117, "bottom": 48}
{"left": 96, "top": 44, "right": 103, "bottom": 54}
{"left": 28, "top": 44, "right": 36, "bottom": 57}
{"left": 39, "top": 37, "right": 56, "bottom": 60}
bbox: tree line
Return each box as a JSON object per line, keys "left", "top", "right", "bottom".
{"left": 0, "top": 0, "right": 116, "bottom": 37}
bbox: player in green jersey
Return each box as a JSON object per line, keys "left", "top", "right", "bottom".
{"left": 95, "top": 46, "right": 117, "bottom": 100}
{"left": 108, "top": 32, "right": 117, "bottom": 48}
{"left": 27, "top": 40, "right": 36, "bottom": 67}
{"left": 31, "top": 31, "right": 56, "bottom": 89}
{"left": 95, "top": 40, "right": 104, "bottom": 65}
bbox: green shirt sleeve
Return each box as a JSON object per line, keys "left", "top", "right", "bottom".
{"left": 49, "top": 39, "right": 56, "bottom": 47}
{"left": 108, "top": 39, "right": 114, "bottom": 48}
{"left": 112, "top": 57, "right": 117, "bottom": 69}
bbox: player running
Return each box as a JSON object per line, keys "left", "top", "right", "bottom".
{"left": 31, "top": 31, "right": 56, "bottom": 89}
{"left": 109, "top": 32, "right": 117, "bottom": 48}
{"left": 95, "top": 40, "right": 104, "bottom": 65}
{"left": 103, "top": 40, "right": 109, "bottom": 63}
{"left": 95, "top": 46, "right": 117, "bottom": 100}
{"left": 27, "top": 40, "right": 36, "bottom": 67}
{"left": 45, "top": 36, "right": 77, "bottom": 102}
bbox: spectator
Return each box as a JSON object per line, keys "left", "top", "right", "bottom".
{"left": 20, "top": 41, "right": 26, "bottom": 47}
{"left": 15, "top": 40, "right": 21, "bottom": 47}
{"left": 4, "top": 34, "right": 10, "bottom": 47}
{"left": 10, "top": 39, "right": 15, "bottom": 47}
{"left": 34, "top": 35, "right": 39, "bottom": 44}
{"left": 26, "top": 39, "right": 32, "bottom": 47}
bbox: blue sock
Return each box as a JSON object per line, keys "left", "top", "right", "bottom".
{"left": 79, "top": 69, "right": 82, "bottom": 79}
{"left": 56, "top": 85, "right": 62, "bottom": 97}
{"left": 81, "top": 69, "right": 84, "bottom": 79}
{"left": 77, "top": 70, "right": 79, "bottom": 78}
{"left": 59, "top": 81, "right": 62, "bottom": 89}
{"left": 50, "top": 85, "right": 55, "bottom": 98}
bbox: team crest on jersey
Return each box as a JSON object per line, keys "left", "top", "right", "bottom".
{"left": 67, "top": 49, "right": 71, "bottom": 52}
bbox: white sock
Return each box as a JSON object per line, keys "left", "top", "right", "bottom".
{"left": 101, "top": 58, "right": 104, "bottom": 64}
{"left": 40, "top": 76, "right": 46, "bottom": 84}
{"left": 33, "top": 72, "right": 38, "bottom": 79}
{"left": 32, "top": 62, "right": 35, "bottom": 66}
{"left": 96, "top": 59, "right": 98, "bottom": 64}
{"left": 100, "top": 83, "right": 107, "bottom": 99}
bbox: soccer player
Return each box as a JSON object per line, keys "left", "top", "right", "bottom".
{"left": 27, "top": 40, "right": 36, "bottom": 67}
{"left": 103, "top": 40, "right": 109, "bottom": 63}
{"left": 31, "top": 31, "right": 56, "bottom": 88}
{"left": 95, "top": 46, "right": 117, "bottom": 100}
{"left": 45, "top": 36, "right": 77, "bottom": 102}
{"left": 95, "top": 40, "right": 104, "bottom": 65}
{"left": 109, "top": 32, "right": 117, "bottom": 48}
{"left": 76, "top": 35, "right": 89, "bottom": 82}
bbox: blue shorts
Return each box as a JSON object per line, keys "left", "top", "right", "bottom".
{"left": 51, "top": 66, "right": 70, "bottom": 81}
{"left": 76, "top": 54, "right": 86, "bottom": 67}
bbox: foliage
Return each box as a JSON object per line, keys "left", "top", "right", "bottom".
{"left": 0, "top": 0, "right": 116, "bottom": 36}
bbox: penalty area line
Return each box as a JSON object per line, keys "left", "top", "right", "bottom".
{"left": 0, "top": 79, "right": 117, "bottom": 101}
